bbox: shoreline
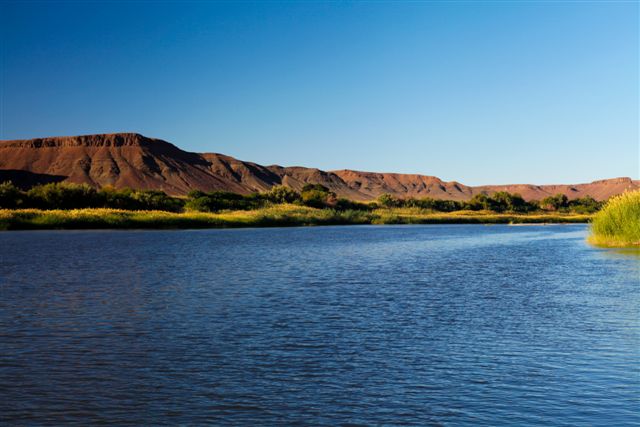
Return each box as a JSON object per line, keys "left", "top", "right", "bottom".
{"left": 587, "top": 235, "right": 640, "bottom": 248}
{"left": 0, "top": 207, "right": 592, "bottom": 231}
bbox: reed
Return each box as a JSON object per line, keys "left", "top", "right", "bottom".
{"left": 588, "top": 190, "right": 640, "bottom": 247}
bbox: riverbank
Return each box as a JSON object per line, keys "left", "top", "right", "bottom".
{"left": 0, "top": 206, "right": 592, "bottom": 230}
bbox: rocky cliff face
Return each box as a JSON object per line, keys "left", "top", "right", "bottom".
{"left": 1, "top": 133, "right": 637, "bottom": 200}
{"left": 0, "top": 133, "right": 278, "bottom": 195}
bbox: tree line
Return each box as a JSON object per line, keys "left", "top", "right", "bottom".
{"left": 0, "top": 182, "right": 184, "bottom": 211}
{"left": 0, "top": 181, "right": 602, "bottom": 214}
{"left": 376, "top": 191, "right": 602, "bottom": 214}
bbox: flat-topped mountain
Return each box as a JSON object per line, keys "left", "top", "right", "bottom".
{"left": 1, "top": 133, "right": 637, "bottom": 201}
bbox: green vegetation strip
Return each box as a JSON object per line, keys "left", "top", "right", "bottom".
{"left": 588, "top": 190, "right": 640, "bottom": 247}
{"left": 1, "top": 181, "right": 603, "bottom": 214}
{"left": 0, "top": 206, "right": 591, "bottom": 231}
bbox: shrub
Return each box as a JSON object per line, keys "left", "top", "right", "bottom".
{"left": 130, "top": 190, "right": 184, "bottom": 212}
{"left": 491, "top": 192, "right": 533, "bottom": 213}
{"left": 378, "top": 193, "right": 400, "bottom": 208}
{"left": 0, "top": 182, "right": 23, "bottom": 209}
{"left": 184, "top": 191, "right": 264, "bottom": 212}
{"left": 187, "top": 190, "right": 207, "bottom": 199}
{"left": 568, "top": 196, "right": 602, "bottom": 214}
{"left": 432, "top": 199, "right": 464, "bottom": 212}
{"left": 466, "top": 194, "right": 492, "bottom": 211}
{"left": 184, "top": 197, "right": 213, "bottom": 212}
{"left": 541, "top": 194, "right": 568, "bottom": 211}
{"left": 301, "top": 189, "right": 330, "bottom": 208}
{"left": 265, "top": 185, "right": 300, "bottom": 204}
{"left": 302, "top": 183, "right": 330, "bottom": 193}
{"left": 27, "top": 183, "right": 100, "bottom": 209}
{"left": 299, "top": 184, "right": 336, "bottom": 208}
{"left": 335, "top": 198, "right": 370, "bottom": 211}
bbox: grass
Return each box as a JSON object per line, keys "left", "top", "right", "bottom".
{"left": 0, "top": 205, "right": 592, "bottom": 231}
{"left": 588, "top": 190, "right": 640, "bottom": 247}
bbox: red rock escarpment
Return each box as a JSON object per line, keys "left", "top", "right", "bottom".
{"left": 1, "top": 133, "right": 637, "bottom": 200}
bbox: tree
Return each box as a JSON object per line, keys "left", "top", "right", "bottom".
{"left": 187, "top": 189, "right": 206, "bottom": 199}
{"left": 568, "top": 196, "right": 602, "bottom": 214}
{"left": 300, "top": 184, "right": 335, "bottom": 208}
{"left": 541, "top": 194, "right": 568, "bottom": 211}
{"left": 467, "top": 193, "right": 492, "bottom": 211}
{"left": 302, "top": 183, "right": 330, "bottom": 193}
{"left": 0, "top": 181, "right": 22, "bottom": 209}
{"left": 26, "top": 183, "right": 99, "bottom": 209}
{"left": 377, "top": 193, "right": 400, "bottom": 208}
{"left": 265, "top": 185, "right": 300, "bottom": 204}
{"left": 131, "top": 190, "right": 184, "bottom": 212}
{"left": 491, "top": 191, "right": 532, "bottom": 213}
{"left": 507, "top": 193, "right": 531, "bottom": 213}
{"left": 433, "top": 199, "right": 463, "bottom": 212}
{"left": 490, "top": 191, "right": 512, "bottom": 212}
{"left": 184, "top": 191, "right": 263, "bottom": 212}
{"left": 301, "top": 190, "right": 330, "bottom": 208}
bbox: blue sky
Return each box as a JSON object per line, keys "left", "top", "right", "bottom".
{"left": 1, "top": 1, "right": 638, "bottom": 185}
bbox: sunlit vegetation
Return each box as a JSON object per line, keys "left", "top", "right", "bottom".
{"left": 0, "top": 181, "right": 600, "bottom": 230}
{"left": 0, "top": 206, "right": 591, "bottom": 230}
{"left": 588, "top": 190, "right": 640, "bottom": 247}
{"left": 0, "top": 206, "right": 372, "bottom": 230}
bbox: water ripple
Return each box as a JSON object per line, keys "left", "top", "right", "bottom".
{"left": 0, "top": 225, "right": 638, "bottom": 426}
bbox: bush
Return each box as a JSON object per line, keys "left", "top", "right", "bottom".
{"left": 335, "top": 198, "right": 370, "bottom": 211}
{"left": 431, "top": 199, "right": 464, "bottom": 212}
{"left": 129, "top": 190, "right": 184, "bottom": 212}
{"left": 0, "top": 182, "right": 23, "bottom": 209}
{"left": 301, "top": 190, "right": 330, "bottom": 208}
{"left": 27, "top": 183, "right": 100, "bottom": 209}
{"left": 299, "top": 184, "right": 336, "bottom": 208}
{"left": 568, "top": 196, "right": 602, "bottom": 214}
{"left": 184, "top": 197, "right": 212, "bottom": 212}
{"left": 265, "top": 185, "right": 300, "bottom": 204}
{"left": 466, "top": 194, "right": 492, "bottom": 211}
{"left": 541, "top": 194, "right": 568, "bottom": 211}
{"left": 464, "top": 192, "right": 533, "bottom": 213}
{"left": 302, "top": 184, "right": 330, "bottom": 193}
{"left": 99, "top": 187, "right": 136, "bottom": 210}
{"left": 378, "top": 193, "right": 400, "bottom": 208}
{"left": 187, "top": 190, "right": 207, "bottom": 199}
{"left": 490, "top": 192, "right": 532, "bottom": 213}
{"left": 184, "top": 191, "right": 264, "bottom": 212}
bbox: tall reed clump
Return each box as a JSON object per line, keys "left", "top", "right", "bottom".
{"left": 588, "top": 190, "right": 640, "bottom": 247}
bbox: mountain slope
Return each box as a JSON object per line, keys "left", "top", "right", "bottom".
{"left": 0, "top": 133, "right": 281, "bottom": 195}
{"left": 1, "top": 133, "right": 637, "bottom": 201}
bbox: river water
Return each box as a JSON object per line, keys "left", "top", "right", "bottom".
{"left": 0, "top": 224, "right": 638, "bottom": 425}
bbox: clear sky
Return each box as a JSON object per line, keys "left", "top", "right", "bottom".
{"left": 1, "top": 1, "right": 638, "bottom": 185}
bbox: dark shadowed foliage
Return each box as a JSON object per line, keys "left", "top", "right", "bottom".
{"left": 184, "top": 191, "right": 264, "bottom": 212}
{"left": 0, "top": 182, "right": 24, "bottom": 209}
{"left": 0, "top": 182, "right": 183, "bottom": 211}
{"left": 567, "top": 196, "right": 603, "bottom": 214}
{"left": 541, "top": 194, "right": 569, "bottom": 211}
{"left": 300, "top": 185, "right": 336, "bottom": 209}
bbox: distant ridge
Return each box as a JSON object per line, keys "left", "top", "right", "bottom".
{"left": 1, "top": 133, "right": 637, "bottom": 201}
